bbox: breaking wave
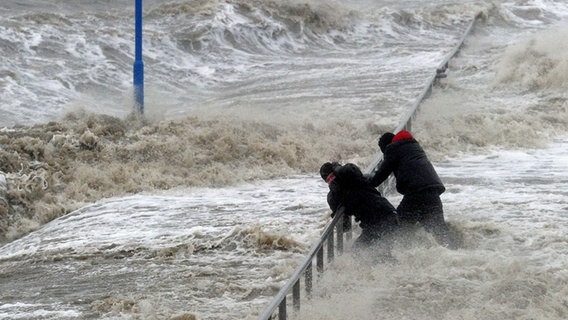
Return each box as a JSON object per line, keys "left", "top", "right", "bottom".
{"left": 0, "top": 110, "right": 383, "bottom": 242}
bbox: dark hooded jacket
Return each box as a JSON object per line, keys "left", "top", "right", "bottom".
{"left": 324, "top": 162, "right": 398, "bottom": 231}
{"left": 369, "top": 130, "right": 445, "bottom": 195}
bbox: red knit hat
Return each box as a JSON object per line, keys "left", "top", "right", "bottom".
{"left": 392, "top": 130, "right": 413, "bottom": 142}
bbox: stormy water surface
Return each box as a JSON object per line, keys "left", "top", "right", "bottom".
{"left": 1, "top": 0, "right": 568, "bottom": 319}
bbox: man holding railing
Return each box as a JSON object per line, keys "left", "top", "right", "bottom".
{"left": 368, "top": 130, "right": 455, "bottom": 249}
{"left": 320, "top": 162, "right": 400, "bottom": 259}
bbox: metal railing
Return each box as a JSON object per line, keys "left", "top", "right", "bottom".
{"left": 258, "top": 12, "right": 483, "bottom": 320}
{"left": 257, "top": 207, "right": 350, "bottom": 320}
{"left": 365, "top": 11, "right": 484, "bottom": 176}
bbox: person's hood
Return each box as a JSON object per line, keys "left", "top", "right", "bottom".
{"left": 392, "top": 130, "right": 414, "bottom": 143}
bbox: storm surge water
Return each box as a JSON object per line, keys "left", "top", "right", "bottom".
{"left": 0, "top": 0, "right": 480, "bottom": 241}
{"left": 1, "top": 0, "right": 568, "bottom": 319}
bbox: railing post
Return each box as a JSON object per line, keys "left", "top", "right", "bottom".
{"left": 133, "top": 0, "right": 144, "bottom": 115}
{"left": 293, "top": 281, "right": 301, "bottom": 311}
{"left": 305, "top": 262, "right": 313, "bottom": 298}
{"left": 278, "top": 298, "right": 286, "bottom": 320}
{"left": 316, "top": 246, "right": 324, "bottom": 273}
{"left": 346, "top": 215, "right": 352, "bottom": 242}
{"left": 327, "top": 232, "right": 334, "bottom": 263}
{"left": 337, "top": 215, "right": 344, "bottom": 254}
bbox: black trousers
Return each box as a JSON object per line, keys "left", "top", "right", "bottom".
{"left": 397, "top": 191, "right": 453, "bottom": 248}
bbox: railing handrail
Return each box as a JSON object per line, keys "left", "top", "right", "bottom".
{"left": 258, "top": 12, "right": 483, "bottom": 320}
{"left": 365, "top": 10, "right": 483, "bottom": 175}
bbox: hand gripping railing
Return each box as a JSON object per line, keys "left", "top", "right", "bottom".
{"left": 257, "top": 12, "right": 483, "bottom": 320}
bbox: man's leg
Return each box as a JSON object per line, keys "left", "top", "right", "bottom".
{"left": 419, "top": 198, "right": 455, "bottom": 249}
{"left": 398, "top": 193, "right": 455, "bottom": 249}
{"left": 396, "top": 195, "right": 421, "bottom": 226}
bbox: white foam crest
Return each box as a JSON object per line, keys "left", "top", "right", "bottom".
{"left": 412, "top": 18, "right": 568, "bottom": 160}
{"left": 493, "top": 22, "right": 568, "bottom": 90}
{"left": 500, "top": 2, "right": 547, "bottom": 26}
{"left": 500, "top": 0, "right": 568, "bottom": 25}
{"left": 0, "top": 176, "right": 328, "bottom": 261}
{"left": 213, "top": 3, "right": 251, "bottom": 29}
{"left": 63, "top": 34, "right": 105, "bottom": 61}
{"left": 440, "top": 139, "right": 568, "bottom": 226}
{"left": 0, "top": 303, "right": 81, "bottom": 320}
{"left": 0, "top": 10, "right": 134, "bottom": 126}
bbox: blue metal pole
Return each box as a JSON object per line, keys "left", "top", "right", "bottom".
{"left": 133, "top": 0, "right": 144, "bottom": 114}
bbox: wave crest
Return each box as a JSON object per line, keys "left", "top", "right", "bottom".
{"left": 0, "top": 110, "right": 377, "bottom": 242}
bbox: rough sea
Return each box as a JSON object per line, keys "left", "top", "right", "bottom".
{"left": 1, "top": 0, "right": 567, "bottom": 319}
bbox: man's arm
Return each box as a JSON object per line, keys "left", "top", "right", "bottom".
{"left": 368, "top": 157, "right": 394, "bottom": 188}
{"left": 327, "top": 190, "right": 341, "bottom": 214}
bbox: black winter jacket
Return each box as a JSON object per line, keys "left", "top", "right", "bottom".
{"left": 369, "top": 139, "right": 445, "bottom": 195}
{"left": 327, "top": 163, "right": 398, "bottom": 230}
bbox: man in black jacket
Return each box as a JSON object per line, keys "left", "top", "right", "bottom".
{"left": 320, "top": 161, "right": 399, "bottom": 252}
{"left": 368, "top": 130, "right": 454, "bottom": 249}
